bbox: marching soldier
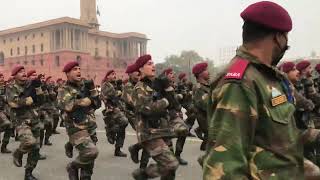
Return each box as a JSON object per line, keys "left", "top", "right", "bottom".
{"left": 192, "top": 62, "right": 210, "bottom": 151}
{"left": 202, "top": 2, "right": 320, "bottom": 179}
{"left": 0, "top": 73, "right": 12, "bottom": 154}
{"left": 57, "top": 61, "right": 100, "bottom": 180}
{"left": 8, "top": 66, "right": 42, "bottom": 180}
{"left": 101, "top": 70, "right": 128, "bottom": 157}
{"left": 131, "top": 54, "right": 179, "bottom": 180}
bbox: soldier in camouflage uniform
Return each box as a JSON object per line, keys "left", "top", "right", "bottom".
{"left": 202, "top": 2, "right": 320, "bottom": 179}
{"left": 56, "top": 78, "right": 66, "bottom": 128}
{"left": 0, "top": 73, "right": 12, "bottom": 153}
{"left": 57, "top": 61, "right": 100, "bottom": 180}
{"left": 101, "top": 70, "right": 128, "bottom": 157}
{"left": 131, "top": 54, "right": 179, "bottom": 180}
{"left": 192, "top": 62, "right": 210, "bottom": 151}
{"left": 296, "top": 60, "right": 320, "bottom": 129}
{"left": 7, "top": 66, "right": 43, "bottom": 180}
{"left": 174, "top": 73, "right": 196, "bottom": 165}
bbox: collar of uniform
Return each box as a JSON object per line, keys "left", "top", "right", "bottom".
{"left": 237, "top": 46, "right": 284, "bottom": 80}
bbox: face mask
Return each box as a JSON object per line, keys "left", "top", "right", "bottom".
{"left": 272, "top": 34, "right": 290, "bottom": 66}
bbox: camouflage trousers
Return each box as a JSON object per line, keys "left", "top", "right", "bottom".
{"left": 103, "top": 108, "right": 128, "bottom": 148}
{"left": 140, "top": 138, "right": 179, "bottom": 179}
{"left": 39, "top": 110, "right": 54, "bottom": 147}
{"left": 124, "top": 109, "right": 137, "bottom": 130}
{"left": 15, "top": 122, "right": 41, "bottom": 169}
{"left": 68, "top": 129, "right": 99, "bottom": 167}
{"left": 176, "top": 110, "right": 196, "bottom": 156}
{"left": 0, "top": 111, "right": 12, "bottom": 145}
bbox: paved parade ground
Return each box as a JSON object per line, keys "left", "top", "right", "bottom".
{"left": 0, "top": 110, "right": 203, "bottom": 180}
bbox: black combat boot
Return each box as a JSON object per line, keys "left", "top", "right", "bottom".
{"left": 25, "top": 168, "right": 38, "bottom": 180}
{"left": 65, "top": 142, "right": 74, "bottom": 158}
{"left": 176, "top": 155, "right": 188, "bottom": 166}
{"left": 13, "top": 149, "right": 23, "bottom": 167}
{"left": 128, "top": 145, "right": 140, "bottom": 163}
{"left": 114, "top": 147, "right": 127, "bottom": 157}
{"left": 44, "top": 137, "right": 53, "bottom": 146}
{"left": 66, "top": 163, "right": 79, "bottom": 180}
{"left": 132, "top": 168, "right": 148, "bottom": 180}
{"left": 1, "top": 142, "right": 12, "bottom": 153}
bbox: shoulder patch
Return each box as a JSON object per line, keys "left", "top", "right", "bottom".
{"left": 224, "top": 58, "right": 250, "bottom": 80}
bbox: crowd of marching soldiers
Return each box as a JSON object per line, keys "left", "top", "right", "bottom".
{"left": 0, "top": 53, "right": 212, "bottom": 180}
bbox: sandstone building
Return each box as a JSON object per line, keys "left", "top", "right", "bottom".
{"left": 0, "top": 0, "right": 148, "bottom": 82}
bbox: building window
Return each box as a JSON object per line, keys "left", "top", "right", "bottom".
{"left": 0, "top": 52, "right": 4, "bottom": 65}
{"left": 10, "top": 38, "right": 12, "bottom": 42}
{"left": 55, "top": 56, "right": 60, "bottom": 66}
{"left": 76, "top": 56, "right": 81, "bottom": 65}
{"left": 106, "top": 50, "right": 109, "bottom": 57}
{"left": 32, "top": 45, "right": 35, "bottom": 53}
{"left": 25, "top": 46, "right": 28, "bottom": 55}
{"left": 41, "top": 44, "right": 44, "bottom": 52}
{"left": 95, "top": 38, "right": 98, "bottom": 44}
{"left": 40, "top": 59, "right": 44, "bottom": 66}
{"left": 10, "top": 49, "right": 13, "bottom": 56}
{"left": 41, "top": 33, "right": 44, "bottom": 37}
{"left": 23, "top": 61, "right": 28, "bottom": 65}
{"left": 106, "top": 41, "right": 109, "bottom": 45}
{"left": 17, "top": 37, "right": 20, "bottom": 41}
{"left": 17, "top": 47, "right": 20, "bottom": 55}
{"left": 25, "top": 36, "right": 27, "bottom": 40}
{"left": 95, "top": 48, "right": 99, "bottom": 57}
{"left": 33, "top": 34, "right": 35, "bottom": 38}
{"left": 3, "top": 40, "right": 6, "bottom": 44}
{"left": 31, "top": 59, "right": 35, "bottom": 65}
{"left": 113, "top": 42, "right": 116, "bottom": 46}
{"left": 55, "top": 30, "right": 61, "bottom": 49}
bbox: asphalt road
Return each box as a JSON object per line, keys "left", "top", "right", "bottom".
{"left": 0, "top": 109, "right": 203, "bottom": 180}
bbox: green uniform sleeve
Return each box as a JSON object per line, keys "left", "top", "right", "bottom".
{"left": 57, "top": 87, "right": 77, "bottom": 112}
{"left": 204, "top": 82, "right": 258, "bottom": 180}
{"left": 5, "top": 85, "right": 28, "bottom": 108}
{"left": 194, "top": 87, "right": 208, "bottom": 112}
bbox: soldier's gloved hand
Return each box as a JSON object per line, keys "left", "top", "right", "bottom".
{"left": 76, "top": 97, "right": 92, "bottom": 107}
{"left": 25, "top": 96, "right": 33, "bottom": 106}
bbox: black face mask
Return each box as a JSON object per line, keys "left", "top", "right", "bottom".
{"left": 272, "top": 34, "right": 290, "bottom": 66}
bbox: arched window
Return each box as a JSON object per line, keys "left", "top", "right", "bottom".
{"left": 0, "top": 52, "right": 4, "bottom": 65}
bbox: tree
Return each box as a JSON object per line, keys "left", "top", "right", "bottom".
{"left": 155, "top": 50, "right": 217, "bottom": 82}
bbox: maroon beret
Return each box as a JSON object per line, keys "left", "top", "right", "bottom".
{"left": 241, "top": 1, "right": 292, "bottom": 32}
{"left": 135, "top": 54, "right": 152, "bottom": 69}
{"left": 0, "top": 73, "right": 3, "bottom": 77}
{"left": 178, "top": 73, "right": 186, "bottom": 80}
{"left": 27, "top": 70, "right": 36, "bottom": 77}
{"left": 163, "top": 68, "right": 173, "bottom": 75}
{"left": 45, "top": 76, "right": 52, "bottom": 82}
{"left": 296, "top": 60, "right": 311, "bottom": 72}
{"left": 63, "top": 61, "right": 79, "bottom": 73}
{"left": 192, "top": 62, "right": 208, "bottom": 75}
{"left": 56, "top": 78, "right": 63, "bottom": 83}
{"left": 281, "top": 62, "right": 295, "bottom": 73}
{"left": 105, "top": 70, "right": 115, "bottom": 77}
{"left": 315, "top": 64, "right": 320, "bottom": 73}
{"left": 11, "top": 65, "right": 25, "bottom": 76}
{"left": 125, "top": 64, "right": 138, "bottom": 74}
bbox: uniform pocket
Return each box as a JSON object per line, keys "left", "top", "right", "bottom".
{"left": 267, "top": 102, "right": 295, "bottom": 125}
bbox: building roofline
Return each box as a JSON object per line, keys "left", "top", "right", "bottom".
{"left": 0, "top": 17, "right": 90, "bottom": 36}
{"left": 89, "top": 30, "right": 149, "bottom": 40}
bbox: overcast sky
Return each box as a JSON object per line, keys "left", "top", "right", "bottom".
{"left": 0, "top": 0, "right": 319, "bottom": 64}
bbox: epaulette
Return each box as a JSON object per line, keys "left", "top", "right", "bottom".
{"left": 224, "top": 58, "right": 250, "bottom": 80}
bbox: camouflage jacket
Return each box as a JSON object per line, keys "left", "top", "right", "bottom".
{"left": 0, "top": 83, "right": 6, "bottom": 111}
{"left": 57, "top": 80, "right": 100, "bottom": 135}
{"left": 193, "top": 82, "right": 210, "bottom": 113}
{"left": 6, "top": 80, "right": 39, "bottom": 126}
{"left": 203, "top": 46, "right": 304, "bottom": 180}
{"left": 121, "top": 79, "right": 136, "bottom": 111}
{"left": 132, "top": 77, "right": 174, "bottom": 143}
{"left": 40, "top": 83, "right": 57, "bottom": 110}
{"left": 176, "top": 81, "right": 193, "bottom": 109}
{"left": 101, "top": 81, "right": 123, "bottom": 109}
{"left": 298, "top": 75, "right": 320, "bottom": 106}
